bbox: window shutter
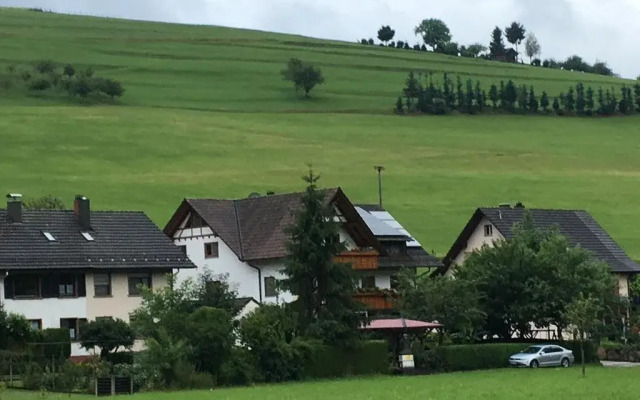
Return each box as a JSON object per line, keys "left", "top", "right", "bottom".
{"left": 77, "top": 274, "right": 86, "bottom": 297}
{"left": 4, "top": 276, "right": 14, "bottom": 299}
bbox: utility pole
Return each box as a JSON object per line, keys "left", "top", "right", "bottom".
{"left": 374, "top": 166, "right": 385, "bottom": 207}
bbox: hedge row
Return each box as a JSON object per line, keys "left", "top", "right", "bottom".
{"left": 421, "top": 341, "right": 597, "bottom": 372}
{"left": 304, "top": 340, "right": 388, "bottom": 378}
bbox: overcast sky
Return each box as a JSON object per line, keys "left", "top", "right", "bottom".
{"left": 2, "top": 0, "right": 638, "bottom": 78}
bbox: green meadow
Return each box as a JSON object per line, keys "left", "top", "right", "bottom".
{"left": 2, "top": 367, "right": 638, "bottom": 400}
{"left": 0, "top": 7, "right": 638, "bottom": 258}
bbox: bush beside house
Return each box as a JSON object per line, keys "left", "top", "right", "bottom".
{"left": 304, "top": 340, "right": 388, "bottom": 378}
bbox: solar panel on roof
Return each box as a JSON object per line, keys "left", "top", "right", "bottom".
{"left": 42, "top": 231, "right": 56, "bottom": 241}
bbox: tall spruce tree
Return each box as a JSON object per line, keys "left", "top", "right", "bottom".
{"left": 475, "top": 81, "right": 485, "bottom": 112}
{"left": 619, "top": 85, "right": 629, "bottom": 114}
{"left": 504, "top": 80, "right": 517, "bottom": 111}
{"left": 528, "top": 86, "right": 538, "bottom": 113}
{"left": 443, "top": 73, "right": 455, "bottom": 110}
{"left": 565, "top": 87, "right": 575, "bottom": 114}
{"left": 456, "top": 76, "right": 465, "bottom": 111}
{"left": 403, "top": 71, "right": 422, "bottom": 111}
{"left": 552, "top": 97, "right": 560, "bottom": 115}
{"left": 575, "top": 82, "right": 585, "bottom": 116}
{"left": 517, "top": 85, "right": 528, "bottom": 112}
{"left": 489, "top": 84, "right": 499, "bottom": 109}
{"left": 540, "top": 91, "right": 549, "bottom": 112}
{"left": 465, "top": 78, "right": 474, "bottom": 113}
{"left": 585, "top": 86, "right": 595, "bottom": 116}
{"left": 634, "top": 84, "right": 640, "bottom": 112}
{"left": 499, "top": 80, "right": 507, "bottom": 109}
{"left": 282, "top": 169, "right": 363, "bottom": 346}
{"left": 597, "top": 88, "right": 605, "bottom": 115}
{"left": 489, "top": 27, "right": 506, "bottom": 59}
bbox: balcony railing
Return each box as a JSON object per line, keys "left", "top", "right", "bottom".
{"left": 334, "top": 250, "right": 379, "bottom": 270}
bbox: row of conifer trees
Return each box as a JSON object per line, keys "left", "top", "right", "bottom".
{"left": 395, "top": 72, "right": 640, "bottom": 117}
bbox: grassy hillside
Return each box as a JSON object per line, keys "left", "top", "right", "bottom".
{"left": 0, "top": 8, "right": 639, "bottom": 258}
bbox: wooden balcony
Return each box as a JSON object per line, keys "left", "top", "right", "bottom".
{"left": 354, "top": 292, "right": 397, "bottom": 310}
{"left": 334, "top": 250, "right": 379, "bottom": 271}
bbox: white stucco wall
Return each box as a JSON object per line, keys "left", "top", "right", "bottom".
{"left": 172, "top": 224, "right": 260, "bottom": 301}
{"left": 3, "top": 295, "right": 87, "bottom": 330}
{"left": 235, "top": 300, "right": 260, "bottom": 320}
{"left": 449, "top": 216, "right": 504, "bottom": 276}
{"left": 86, "top": 272, "right": 168, "bottom": 322}
{"left": 618, "top": 274, "right": 630, "bottom": 297}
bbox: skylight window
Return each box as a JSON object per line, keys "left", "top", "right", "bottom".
{"left": 81, "top": 232, "right": 95, "bottom": 241}
{"left": 42, "top": 232, "right": 56, "bottom": 242}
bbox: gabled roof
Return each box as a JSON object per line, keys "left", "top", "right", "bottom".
{"left": 0, "top": 209, "right": 195, "bottom": 271}
{"left": 443, "top": 206, "right": 640, "bottom": 274}
{"left": 164, "top": 188, "right": 381, "bottom": 261}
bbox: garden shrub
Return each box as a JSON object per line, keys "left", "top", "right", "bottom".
{"left": 218, "top": 347, "right": 258, "bottom": 387}
{"left": 303, "top": 340, "right": 388, "bottom": 378}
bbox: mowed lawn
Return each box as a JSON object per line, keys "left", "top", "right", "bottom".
{"left": 1, "top": 368, "right": 639, "bottom": 400}
{"left": 0, "top": 8, "right": 639, "bottom": 258}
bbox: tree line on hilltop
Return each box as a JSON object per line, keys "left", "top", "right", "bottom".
{"left": 395, "top": 71, "right": 640, "bottom": 117}
{"left": 362, "top": 19, "right": 618, "bottom": 77}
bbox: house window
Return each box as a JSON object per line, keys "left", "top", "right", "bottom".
{"left": 361, "top": 276, "right": 376, "bottom": 290}
{"left": 58, "top": 274, "right": 76, "bottom": 297}
{"left": 28, "top": 319, "right": 42, "bottom": 331}
{"left": 14, "top": 275, "right": 40, "bottom": 298}
{"left": 264, "top": 277, "right": 278, "bottom": 298}
{"left": 204, "top": 242, "right": 219, "bottom": 258}
{"left": 483, "top": 224, "right": 493, "bottom": 237}
{"left": 327, "top": 233, "right": 341, "bottom": 245}
{"left": 178, "top": 245, "right": 187, "bottom": 255}
{"left": 60, "top": 318, "right": 87, "bottom": 341}
{"left": 128, "top": 273, "right": 152, "bottom": 296}
{"left": 94, "top": 273, "right": 111, "bottom": 296}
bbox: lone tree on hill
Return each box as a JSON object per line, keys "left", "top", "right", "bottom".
{"left": 524, "top": 32, "right": 541, "bottom": 64}
{"left": 281, "top": 168, "right": 363, "bottom": 347}
{"left": 505, "top": 21, "right": 526, "bottom": 59}
{"left": 281, "top": 58, "right": 325, "bottom": 98}
{"left": 414, "top": 18, "right": 451, "bottom": 52}
{"left": 377, "top": 25, "right": 395, "bottom": 45}
{"left": 489, "top": 27, "right": 506, "bottom": 59}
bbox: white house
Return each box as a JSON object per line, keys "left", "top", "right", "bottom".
{"left": 0, "top": 194, "right": 195, "bottom": 357}
{"left": 441, "top": 203, "right": 640, "bottom": 339}
{"left": 164, "top": 188, "right": 441, "bottom": 313}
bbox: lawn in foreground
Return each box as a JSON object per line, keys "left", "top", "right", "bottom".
{"left": 1, "top": 367, "right": 637, "bottom": 400}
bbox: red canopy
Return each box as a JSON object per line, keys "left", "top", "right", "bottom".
{"left": 361, "top": 318, "right": 442, "bottom": 330}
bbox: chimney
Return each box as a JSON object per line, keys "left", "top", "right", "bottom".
{"left": 6, "top": 193, "right": 23, "bottom": 223}
{"left": 498, "top": 203, "right": 511, "bottom": 209}
{"left": 74, "top": 195, "right": 91, "bottom": 230}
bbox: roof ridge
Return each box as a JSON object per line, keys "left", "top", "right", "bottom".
{"left": 186, "top": 187, "right": 340, "bottom": 203}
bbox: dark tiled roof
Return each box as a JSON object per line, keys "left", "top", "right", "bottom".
{"left": 444, "top": 207, "right": 640, "bottom": 274}
{"left": 0, "top": 209, "right": 195, "bottom": 271}
{"left": 169, "top": 188, "right": 380, "bottom": 261}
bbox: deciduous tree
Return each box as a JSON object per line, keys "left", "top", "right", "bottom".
{"left": 79, "top": 318, "right": 136, "bottom": 358}
{"left": 414, "top": 19, "right": 452, "bottom": 52}
{"left": 281, "top": 58, "right": 325, "bottom": 97}
{"left": 377, "top": 25, "right": 395, "bottom": 44}
{"left": 524, "top": 32, "right": 541, "bottom": 63}
{"left": 505, "top": 22, "right": 526, "bottom": 59}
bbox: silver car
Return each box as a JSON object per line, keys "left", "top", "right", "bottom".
{"left": 509, "top": 345, "right": 574, "bottom": 368}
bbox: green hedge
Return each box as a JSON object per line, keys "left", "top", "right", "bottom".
{"left": 436, "top": 343, "right": 525, "bottom": 372}
{"left": 304, "top": 340, "right": 388, "bottom": 378}
{"left": 426, "top": 341, "right": 598, "bottom": 372}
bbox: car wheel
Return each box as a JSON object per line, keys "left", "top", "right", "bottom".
{"left": 530, "top": 360, "right": 539, "bottom": 368}
{"left": 561, "top": 358, "right": 570, "bottom": 368}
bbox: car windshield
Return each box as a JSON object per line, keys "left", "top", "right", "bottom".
{"left": 522, "top": 346, "right": 542, "bottom": 354}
